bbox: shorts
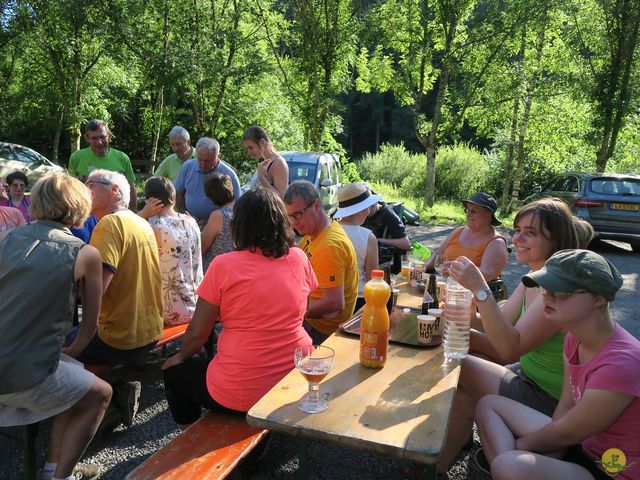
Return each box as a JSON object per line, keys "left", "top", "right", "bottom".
{"left": 498, "top": 363, "right": 558, "bottom": 417}
{"left": 564, "top": 445, "right": 610, "bottom": 480}
{"left": 0, "top": 354, "right": 95, "bottom": 427}
{"left": 65, "top": 327, "right": 158, "bottom": 365}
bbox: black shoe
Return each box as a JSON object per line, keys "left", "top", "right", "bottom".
{"left": 115, "top": 381, "right": 141, "bottom": 427}
{"left": 474, "top": 448, "right": 491, "bottom": 475}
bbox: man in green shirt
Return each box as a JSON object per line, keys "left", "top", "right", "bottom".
{"left": 68, "top": 119, "right": 138, "bottom": 210}
{"left": 154, "top": 126, "right": 196, "bottom": 182}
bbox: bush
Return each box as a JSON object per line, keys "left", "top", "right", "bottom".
{"left": 435, "top": 144, "right": 492, "bottom": 200}
{"left": 357, "top": 143, "right": 426, "bottom": 198}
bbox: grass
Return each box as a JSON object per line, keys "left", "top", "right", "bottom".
{"left": 369, "top": 181, "right": 517, "bottom": 227}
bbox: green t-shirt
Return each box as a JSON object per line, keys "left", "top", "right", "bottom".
{"left": 154, "top": 147, "right": 195, "bottom": 182}
{"left": 518, "top": 300, "right": 565, "bottom": 400}
{"left": 68, "top": 147, "right": 135, "bottom": 183}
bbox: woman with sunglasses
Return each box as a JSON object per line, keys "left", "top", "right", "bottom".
{"left": 0, "top": 171, "right": 31, "bottom": 223}
{"left": 438, "top": 197, "right": 580, "bottom": 474}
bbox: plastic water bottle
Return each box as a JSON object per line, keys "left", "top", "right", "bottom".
{"left": 443, "top": 276, "right": 472, "bottom": 361}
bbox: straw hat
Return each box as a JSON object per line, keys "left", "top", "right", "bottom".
{"left": 333, "top": 182, "right": 383, "bottom": 219}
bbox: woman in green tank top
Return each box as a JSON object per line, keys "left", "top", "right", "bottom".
{"left": 438, "top": 198, "right": 580, "bottom": 475}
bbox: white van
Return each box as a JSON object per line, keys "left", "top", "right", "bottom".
{"left": 280, "top": 151, "right": 342, "bottom": 215}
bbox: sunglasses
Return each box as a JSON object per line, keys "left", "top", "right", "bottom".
{"left": 537, "top": 286, "right": 588, "bottom": 299}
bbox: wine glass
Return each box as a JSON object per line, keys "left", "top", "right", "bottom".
{"left": 294, "top": 345, "right": 335, "bottom": 414}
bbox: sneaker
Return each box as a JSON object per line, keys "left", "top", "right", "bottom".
{"left": 71, "top": 463, "right": 101, "bottom": 480}
{"left": 115, "top": 381, "right": 141, "bottom": 427}
{"left": 474, "top": 448, "right": 491, "bottom": 475}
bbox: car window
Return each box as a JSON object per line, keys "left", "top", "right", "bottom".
{"left": 14, "top": 148, "right": 41, "bottom": 164}
{"left": 288, "top": 162, "right": 317, "bottom": 184}
{"left": 328, "top": 157, "right": 340, "bottom": 184}
{"left": 319, "top": 160, "right": 330, "bottom": 183}
{"left": 543, "top": 177, "right": 564, "bottom": 192}
{"left": 0, "top": 145, "right": 14, "bottom": 160}
{"left": 560, "top": 176, "right": 579, "bottom": 193}
{"left": 590, "top": 178, "right": 640, "bottom": 196}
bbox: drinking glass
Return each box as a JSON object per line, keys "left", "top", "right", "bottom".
{"left": 294, "top": 345, "right": 335, "bottom": 414}
{"left": 434, "top": 254, "right": 450, "bottom": 276}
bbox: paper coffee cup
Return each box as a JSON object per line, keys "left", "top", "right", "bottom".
{"left": 417, "top": 314, "right": 436, "bottom": 345}
{"left": 427, "top": 308, "right": 443, "bottom": 336}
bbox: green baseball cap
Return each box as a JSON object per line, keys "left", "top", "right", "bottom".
{"left": 522, "top": 249, "right": 623, "bottom": 301}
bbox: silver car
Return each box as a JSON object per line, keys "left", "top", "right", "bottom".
{"left": 0, "top": 141, "right": 64, "bottom": 187}
{"left": 526, "top": 172, "right": 640, "bottom": 251}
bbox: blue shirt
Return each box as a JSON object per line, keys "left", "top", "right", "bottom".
{"left": 70, "top": 214, "right": 99, "bottom": 243}
{"left": 174, "top": 158, "right": 241, "bottom": 222}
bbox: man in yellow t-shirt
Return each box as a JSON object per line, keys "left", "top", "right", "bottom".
{"left": 75, "top": 169, "right": 163, "bottom": 366}
{"left": 284, "top": 180, "right": 358, "bottom": 344}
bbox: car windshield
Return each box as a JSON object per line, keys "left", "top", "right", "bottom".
{"left": 288, "top": 161, "right": 318, "bottom": 184}
{"left": 589, "top": 178, "right": 640, "bottom": 196}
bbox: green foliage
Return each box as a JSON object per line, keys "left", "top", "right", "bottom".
{"left": 434, "top": 144, "right": 492, "bottom": 200}
{"left": 357, "top": 143, "right": 426, "bottom": 197}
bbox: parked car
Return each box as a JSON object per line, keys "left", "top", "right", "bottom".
{"left": 525, "top": 172, "right": 640, "bottom": 251}
{"left": 242, "top": 151, "right": 342, "bottom": 215}
{"left": 0, "top": 141, "right": 64, "bottom": 187}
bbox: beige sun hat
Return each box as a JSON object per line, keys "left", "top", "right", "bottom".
{"left": 333, "top": 182, "right": 383, "bottom": 219}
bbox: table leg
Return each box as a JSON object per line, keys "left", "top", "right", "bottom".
{"left": 23, "top": 423, "right": 38, "bottom": 480}
{"left": 298, "top": 437, "right": 310, "bottom": 480}
{"left": 424, "top": 463, "right": 437, "bottom": 480}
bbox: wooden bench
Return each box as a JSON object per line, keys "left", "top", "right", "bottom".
{"left": 84, "top": 323, "right": 189, "bottom": 375}
{"left": 18, "top": 323, "right": 190, "bottom": 478}
{"left": 125, "top": 413, "right": 269, "bottom": 480}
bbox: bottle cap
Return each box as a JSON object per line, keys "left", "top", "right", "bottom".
{"left": 371, "top": 269, "right": 384, "bottom": 278}
{"left": 427, "top": 308, "right": 443, "bottom": 316}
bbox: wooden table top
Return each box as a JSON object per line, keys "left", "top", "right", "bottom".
{"left": 246, "top": 330, "right": 460, "bottom": 465}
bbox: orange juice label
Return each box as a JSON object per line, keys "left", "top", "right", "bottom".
{"left": 360, "top": 328, "right": 389, "bottom": 362}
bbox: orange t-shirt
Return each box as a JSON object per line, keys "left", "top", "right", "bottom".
{"left": 198, "top": 247, "right": 317, "bottom": 412}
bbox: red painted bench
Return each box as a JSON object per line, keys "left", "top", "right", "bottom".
{"left": 125, "top": 413, "right": 269, "bottom": 480}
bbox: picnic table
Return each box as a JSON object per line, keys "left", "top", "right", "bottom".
{"left": 247, "top": 282, "right": 460, "bottom": 479}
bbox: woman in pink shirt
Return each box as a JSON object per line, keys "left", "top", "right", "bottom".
{"left": 162, "top": 188, "right": 317, "bottom": 426}
{"left": 474, "top": 250, "right": 639, "bottom": 480}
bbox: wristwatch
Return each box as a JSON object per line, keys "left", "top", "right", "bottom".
{"left": 474, "top": 288, "right": 493, "bottom": 302}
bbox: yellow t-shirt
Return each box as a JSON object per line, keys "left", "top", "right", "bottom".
{"left": 302, "top": 221, "right": 358, "bottom": 336}
{"left": 90, "top": 210, "right": 163, "bottom": 349}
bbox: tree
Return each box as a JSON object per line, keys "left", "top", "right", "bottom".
{"left": 566, "top": 0, "right": 640, "bottom": 172}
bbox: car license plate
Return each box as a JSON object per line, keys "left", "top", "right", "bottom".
{"left": 611, "top": 203, "right": 639, "bottom": 211}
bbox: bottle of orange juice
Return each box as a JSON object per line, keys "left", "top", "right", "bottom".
{"left": 360, "top": 270, "right": 391, "bottom": 368}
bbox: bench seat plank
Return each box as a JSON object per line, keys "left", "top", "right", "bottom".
{"left": 126, "top": 413, "right": 268, "bottom": 480}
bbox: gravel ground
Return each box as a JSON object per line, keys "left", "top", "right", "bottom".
{"left": 2, "top": 223, "right": 637, "bottom": 480}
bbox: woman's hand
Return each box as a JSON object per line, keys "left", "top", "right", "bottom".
{"left": 138, "top": 197, "right": 164, "bottom": 219}
{"left": 161, "top": 353, "right": 186, "bottom": 370}
{"left": 257, "top": 159, "right": 271, "bottom": 181}
{"left": 448, "top": 256, "right": 488, "bottom": 292}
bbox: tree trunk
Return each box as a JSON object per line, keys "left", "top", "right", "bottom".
{"left": 150, "top": 86, "right": 164, "bottom": 170}
{"left": 52, "top": 106, "right": 64, "bottom": 165}
{"left": 510, "top": 22, "right": 546, "bottom": 211}
{"left": 594, "top": 2, "right": 640, "bottom": 172}
{"left": 500, "top": 24, "right": 526, "bottom": 214}
{"left": 424, "top": 66, "right": 449, "bottom": 207}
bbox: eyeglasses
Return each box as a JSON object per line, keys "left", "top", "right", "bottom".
{"left": 537, "top": 286, "right": 588, "bottom": 299}
{"left": 288, "top": 201, "right": 315, "bottom": 220}
{"left": 85, "top": 180, "right": 111, "bottom": 188}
